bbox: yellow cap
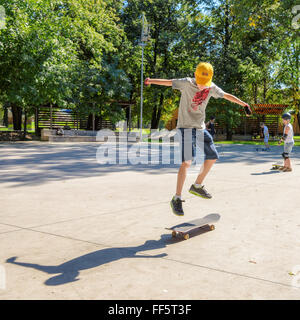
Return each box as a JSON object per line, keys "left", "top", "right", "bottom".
{"left": 195, "top": 62, "right": 213, "bottom": 86}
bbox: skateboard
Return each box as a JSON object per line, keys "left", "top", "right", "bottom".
{"left": 256, "top": 148, "right": 270, "bottom": 152}
{"left": 166, "top": 214, "right": 220, "bottom": 240}
{"left": 271, "top": 163, "right": 283, "bottom": 170}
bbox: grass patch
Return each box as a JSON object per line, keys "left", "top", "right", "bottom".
{"left": 215, "top": 140, "right": 300, "bottom": 147}
{"left": 0, "top": 127, "right": 35, "bottom": 133}
{"left": 115, "top": 128, "right": 151, "bottom": 134}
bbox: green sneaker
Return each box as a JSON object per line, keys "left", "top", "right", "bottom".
{"left": 170, "top": 197, "right": 185, "bottom": 216}
{"left": 189, "top": 184, "right": 212, "bottom": 199}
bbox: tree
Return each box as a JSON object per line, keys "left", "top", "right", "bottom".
{"left": 120, "top": 0, "right": 203, "bottom": 129}
{"left": 0, "top": 0, "right": 130, "bottom": 132}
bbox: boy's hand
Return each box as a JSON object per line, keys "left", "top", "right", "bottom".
{"left": 144, "top": 77, "right": 151, "bottom": 86}
{"left": 243, "top": 103, "right": 252, "bottom": 116}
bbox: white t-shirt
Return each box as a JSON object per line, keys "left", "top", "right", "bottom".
{"left": 284, "top": 123, "right": 294, "bottom": 143}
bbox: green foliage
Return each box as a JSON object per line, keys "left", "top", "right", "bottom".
{"left": 0, "top": 0, "right": 129, "bottom": 122}
{"left": 0, "top": 0, "right": 298, "bottom": 137}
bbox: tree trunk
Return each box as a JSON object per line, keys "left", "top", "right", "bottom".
{"left": 224, "top": 0, "right": 232, "bottom": 141}
{"left": 253, "top": 83, "right": 258, "bottom": 104}
{"left": 95, "top": 115, "right": 101, "bottom": 130}
{"left": 223, "top": 2, "right": 230, "bottom": 78}
{"left": 151, "top": 93, "right": 163, "bottom": 129}
{"left": 263, "top": 78, "right": 267, "bottom": 103}
{"left": 99, "top": 105, "right": 102, "bottom": 130}
{"left": 35, "top": 107, "right": 39, "bottom": 135}
{"left": 151, "top": 105, "right": 157, "bottom": 129}
{"left": 226, "top": 126, "right": 232, "bottom": 141}
{"left": 11, "top": 105, "right": 22, "bottom": 130}
{"left": 86, "top": 114, "right": 102, "bottom": 130}
{"left": 23, "top": 110, "right": 27, "bottom": 140}
{"left": 86, "top": 114, "right": 93, "bottom": 130}
{"left": 151, "top": 25, "right": 159, "bottom": 74}
{"left": 3, "top": 106, "right": 8, "bottom": 127}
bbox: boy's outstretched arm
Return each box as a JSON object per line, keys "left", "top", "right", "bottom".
{"left": 144, "top": 78, "right": 172, "bottom": 87}
{"left": 223, "top": 93, "right": 252, "bottom": 116}
{"left": 223, "top": 93, "right": 248, "bottom": 107}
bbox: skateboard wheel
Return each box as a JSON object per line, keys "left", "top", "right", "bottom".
{"left": 172, "top": 231, "right": 176, "bottom": 238}
{"left": 183, "top": 234, "right": 189, "bottom": 240}
{"left": 210, "top": 225, "right": 215, "bottom": 231}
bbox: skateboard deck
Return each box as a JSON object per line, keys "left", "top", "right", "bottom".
{"left": 166, "top": 214, "right": 220, "bottom": 240}
{"left": 271, "top": 163, "right": 283, "bottom": 170}
{"left": 256, "top": 148, "right": 270, "bottom": 152}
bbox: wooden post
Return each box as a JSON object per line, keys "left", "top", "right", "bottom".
{"left": 129, "top": 105, "right": 132, "bottom": 132}
{"left": 50, "top": 104, "right": 53, "bottom": 130}
{"left": 3, "top": 105, "right": 8, "bottom": 127}
{"left": 35, "top": 107, "right": 38, "bottom": 134}
{"left": 99, "top": 105, "right": 102, "bottom": 130}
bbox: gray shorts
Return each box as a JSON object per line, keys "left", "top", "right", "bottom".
{"left": 178, "top": 128, "right": 219, "bottom": 162}
{"left": 284, "top": 142, "right": 294, "bottom": 156}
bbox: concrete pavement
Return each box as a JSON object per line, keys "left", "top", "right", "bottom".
{"left": 0, "top": 141, "right": 300, "bottom": 299}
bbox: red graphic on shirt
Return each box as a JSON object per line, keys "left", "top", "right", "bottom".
{"left": 190, "top": 88, "right": 211, "bottom": 112}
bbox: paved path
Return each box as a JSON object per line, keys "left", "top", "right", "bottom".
{"left": 0, "top": 141, "right": 300, "bottom": 299}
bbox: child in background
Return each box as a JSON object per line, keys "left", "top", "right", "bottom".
{"left": 260, "top": 122, "right": 270, "bottom": 151}
{"left": 206, "top": 116, "right": 216, "bottom": 138}
{"left": 278, "top": 113, "right": 294, "bottom": 172}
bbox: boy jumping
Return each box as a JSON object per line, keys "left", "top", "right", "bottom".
{"left": 145, "top": 62, "right": 251, "bottom": 216}
{"left": 278, "top": 113, "right": 294, "bottom": 172}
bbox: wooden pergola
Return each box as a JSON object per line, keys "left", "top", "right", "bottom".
{"left": 252, "top": 104, "right": 288, "bottom": 115}
{"left": 248, "top": 104, "right": 289, "bottom": 137}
